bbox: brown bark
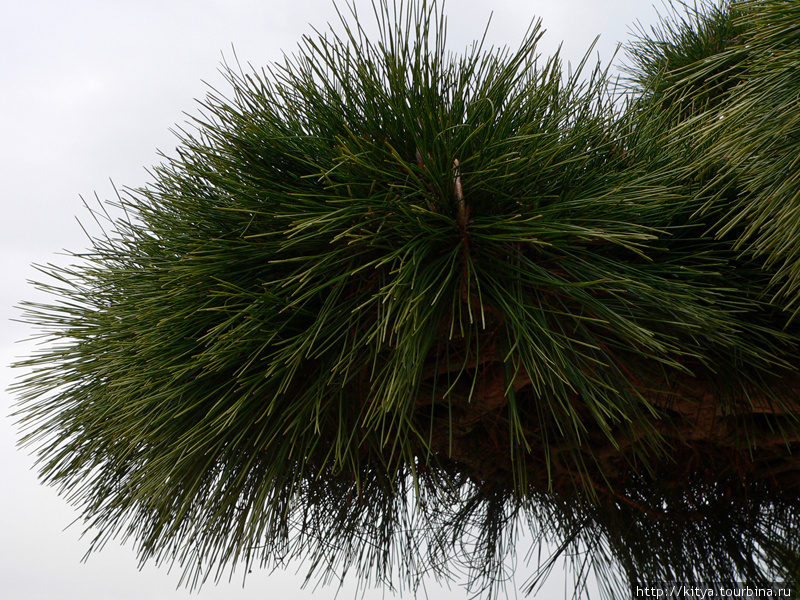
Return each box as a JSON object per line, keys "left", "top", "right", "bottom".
{"left": 414, "top": 350, "right": 800, "bottom": 498}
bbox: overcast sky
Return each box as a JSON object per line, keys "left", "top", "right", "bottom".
{"left": 0, "top": 1, "right": 713, "bottom": 598}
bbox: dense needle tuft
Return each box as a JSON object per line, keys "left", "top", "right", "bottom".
{"left": 12, "top": 0, "right": 800, "bottom": 596}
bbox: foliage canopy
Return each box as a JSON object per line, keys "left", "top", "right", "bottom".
{"left": 13, "top": 0, "right": 800, "bottom": 597}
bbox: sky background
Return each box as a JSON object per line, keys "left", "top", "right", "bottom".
{"left": 0, "top": 1, "right": 713, "bottom": 598}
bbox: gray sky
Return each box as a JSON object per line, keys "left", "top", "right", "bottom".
{"left": 1, "top": 1, "right": 693, "bottom": 598}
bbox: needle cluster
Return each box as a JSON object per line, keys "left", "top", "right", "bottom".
{"left": 13, "top": 0, "right": 800, "bottom": 596}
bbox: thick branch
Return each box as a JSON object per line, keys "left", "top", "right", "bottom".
{"left": 416, "top": 361, "right": 800, "bottom": 495}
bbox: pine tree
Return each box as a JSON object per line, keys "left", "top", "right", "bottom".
{"left": 13, "top": 1, "right": 800, "bottom": 596}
